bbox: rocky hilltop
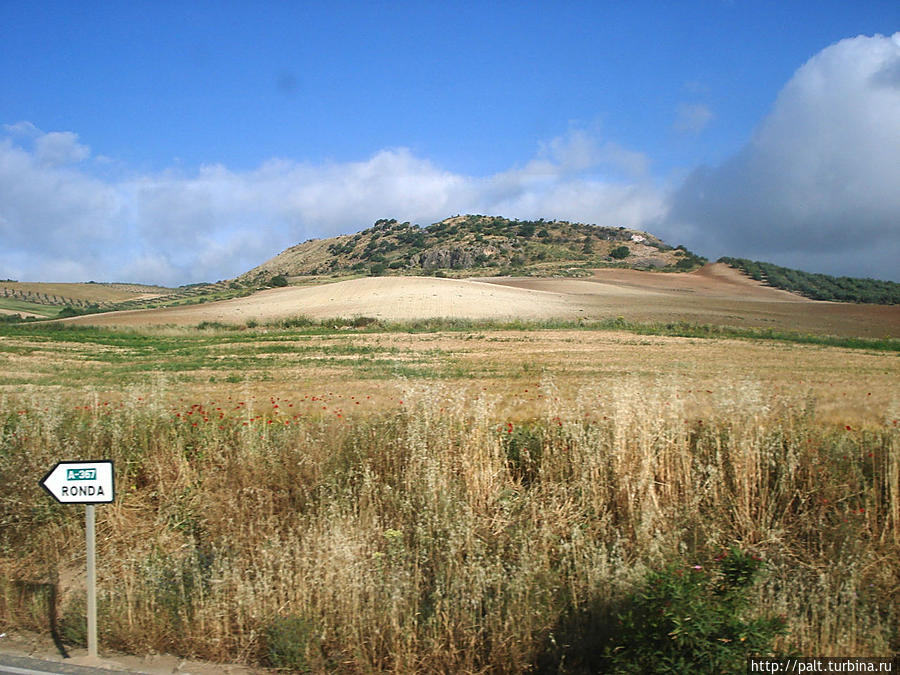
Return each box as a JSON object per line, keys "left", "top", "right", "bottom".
{"left": 238, "top": 214, "right": 705, "bottom": 285}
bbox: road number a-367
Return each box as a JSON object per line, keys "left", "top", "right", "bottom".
{"left": 41, "top": 461, "right": 114, "bottom": 504}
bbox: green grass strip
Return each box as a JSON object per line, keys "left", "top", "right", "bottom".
{"left": 2, "top": 316, "right": 897, "bottom": 352}
{"left": 0, "top": 298, "right": 62, "bottom": 317}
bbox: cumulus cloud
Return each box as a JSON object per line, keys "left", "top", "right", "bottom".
{"left": 663, "top": 32, "right": 900, "bottom": 281}
{"left": 0, "top": 126, "right": 664, "bottom": 285}
{"left": 6, "top": 33, "right": 897, "bottom": 288}
{"left": 34, "top": 131, "right": 91, "bottom": 166}
{"left": 3, "top": 122, "right": 91, "bottom": 166}
{"left": 536, "top": 129, "right": 651, "bottom": 178}
{"left": 0, "top": 138, "right": 122, "bottom": 253}
{"left": 3, "top": 121, "right": 41, "bottom": 137}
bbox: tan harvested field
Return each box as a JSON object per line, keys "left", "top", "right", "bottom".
{"left": 63, "top": 265, "right": 900, "bottom": 338}
{"left": 0, "top": 280, "right": 170, "bottom": 303}
{"left": 484, "top": 265, "right": 900, "bottom": 338}
{"left": 2, "top": 327, "right": 896, "bottom": 428}
{"left": 65, "top": 275, "right": 577, "bottom": 326}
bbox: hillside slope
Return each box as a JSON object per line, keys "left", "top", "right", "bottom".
{"left": 238, "top": 215, "right": 706, "bottom": 284}
{"left": 64, "top": 264, "right": 900, "bottom": 338}
{"left": 0, "top": 281, "right": 171, "bottom": 307}
{"left": 719, "top": 257, "right": 900, "bottom": 304}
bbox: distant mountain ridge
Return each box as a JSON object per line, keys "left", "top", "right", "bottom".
{"left": 238, "top": 214, "right": 707, "bottom": 284}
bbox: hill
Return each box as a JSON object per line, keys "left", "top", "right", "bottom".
{"left": 719, "top": 257, "right": 900, "bottom": 304}
{"left": 237, "top": 215, "right": 707, "bottom": 285}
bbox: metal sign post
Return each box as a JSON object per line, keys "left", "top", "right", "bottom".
{"left": 85, "top": 504, "right": 97, "bottom": 658}
{"left": 40, "top": 460, "right": 114, "bottom": 659}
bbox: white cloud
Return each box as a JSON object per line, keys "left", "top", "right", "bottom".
{"left": 34, "top": 131, "right": 90, "bottom": 166}
{"left": 0, "top": 138, "right": 122, "bottom": 253}
{"left": 537, "top": 129, "right": 651, "bottom": 178}
{"left": 673, "top": 103, "right": 714, "bottom": 134}
{"left": 0, "top": 127, "right": 664, "bottom": 285}
{"left": 2, "top": 121, "right": 41, "bottom": 138}
{"left": 663, "top": 32, "right": 900, "bottom": 280}
{"left": 2, "top": 123, "right": 91, "bottom": 166}
{"left": 474, "top": 130, "right": 662, "bottom": 226}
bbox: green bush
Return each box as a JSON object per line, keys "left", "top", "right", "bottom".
{"left": 279, "top": 316, "right": 316, "bottom": 328}
{"left": 609, "top": 245, "right": 630, "bottom": 260}
{"left": 264, "top": 613, "right": 321, "bottom": 672}
{"left": 502, "top": 422, "right": 543, "bottom": 485}
{"left": 351, "top": 316, "right": 378, "bottom": 328}
{"left": 57, "top": 304, "right": 102, "bottom": 318}
{"left": 606, "top": 548, "right": 787, "bottom": 673}
{"left": 270, "top": 274, "right": 289, "bottom": 287}
{"left": 58, "top": 595, "right": 87, "bottom": 647}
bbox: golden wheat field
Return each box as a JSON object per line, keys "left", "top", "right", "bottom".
{"left": 1, "top": 312, "right": 898, "bottom": 672}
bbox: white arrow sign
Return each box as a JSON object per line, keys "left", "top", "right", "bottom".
{"left": 40, "top": 460, "right": 115, "bottom": 504}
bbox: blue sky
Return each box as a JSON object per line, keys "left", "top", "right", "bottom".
{"left": 2, "top": 1, "right": 899, "bottom": 284}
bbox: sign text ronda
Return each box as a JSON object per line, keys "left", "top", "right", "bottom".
{"left": 40, "top": 460, "right": 114, "bottom": 503}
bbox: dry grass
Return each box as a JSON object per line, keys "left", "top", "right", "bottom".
{"left": 1, "top": 327, "right": 896, "bottom": 427}
{"left": 1, "top": 374, "right": 897, "bottom": 672}
{"left": 1, "top": 322, "right": 897, "bottom": 671}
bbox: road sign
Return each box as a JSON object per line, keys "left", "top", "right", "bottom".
{"left": 40, "top": 460, "right": 114, "bottom": 504}
{"left": 39, "top": 459, "right": 115, "bottom": 659}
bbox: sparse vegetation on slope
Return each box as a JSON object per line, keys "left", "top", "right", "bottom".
{"left": 0, "top": 280, "right": 258, "bottom": 323}
{"left": 0, "top": 281, "right": 171, "bottom": 308}
{"left": 238, "top": 215, "right": 706, "bottom": 284}
{"left": 719, "top": 257, "right": 900, "bottom": 304}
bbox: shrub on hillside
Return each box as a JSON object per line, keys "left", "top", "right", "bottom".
{"left": 518, "top": 222, "right": 536, "bottom": 238}
{"left": 57, "top": 304, "right": 102, "bottom": 318}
